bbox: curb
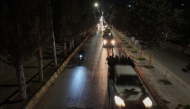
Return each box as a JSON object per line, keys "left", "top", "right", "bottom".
{"left": 22, "top": 28, "right": 94, "bottom": 109}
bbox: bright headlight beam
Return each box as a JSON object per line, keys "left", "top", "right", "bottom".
{"left": 103, "top": 40, "right": 107, "bottom": 44}
{"left": 94, "top": 3, "right": 98, "bottom": 7}
{"left": 111, "top": 40, "right": 115, "bottom": 45}
{"left": 114, "top": 96, "right": 125, "bottom": 107}
{"left": 143, "top": 97, "right": 152, "bottom": 108}
{"left": 79, "top": 55, "right": 82, "bottom": 58}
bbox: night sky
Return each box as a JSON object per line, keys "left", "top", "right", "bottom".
{"left": 95, "top": 0, "right": 189, "bottom": 10}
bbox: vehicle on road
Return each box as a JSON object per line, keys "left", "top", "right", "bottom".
{"left": 78, "top": 48, "right": 85, "bottom": 65}
{"left": 103, "top": 22, "right": 107, "bottom": 28}
{"left": 104, "top": 28, "right": 111, "bottom": 34}
{"left": 78, "top": 53, "right": 84, "bottom": 65}
{"left": 102, "top": 33, "right": 115, "bottom": 47}
{"left": 108, "top": 65, "right": 153, "bottom": 109}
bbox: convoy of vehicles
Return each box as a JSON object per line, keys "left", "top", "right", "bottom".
{"left": 108, "top": 65, "right": 153, "bottom": 109}
{"left": 100, "top": 20, "right": 152, "bottom": 109}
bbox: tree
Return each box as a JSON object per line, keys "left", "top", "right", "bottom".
{"left": 0, "top": 0, "right": 40, "bottom": 100}
{"left": 52, "top": 0, "right": 95, "bottom": 54}
{"left": 111, "top": 5, "right": 127, "bottom": 32}
{"left": 183, "top": 3, "right": 190, "bottom": 72}
{"left": 130, "top": 0, "right": 182, "bottom": 66}
{"left": 0, "top": 0, "right": 96, "bottom": 100}
{"left": 36, "top": 0, "right": 53, "bottom": 81}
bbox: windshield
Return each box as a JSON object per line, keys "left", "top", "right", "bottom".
{"left": 115, "top": 75, "right": 142, "bottom": 86}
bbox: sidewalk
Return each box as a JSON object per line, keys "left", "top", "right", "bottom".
{"left": 111, "top": 28, "right": 190, "bottom": 109}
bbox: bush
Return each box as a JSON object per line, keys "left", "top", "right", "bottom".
{"left": 127, "top": 46, "right": 132, "bottom": 48}
{"left": 137, "top": 57, "right": 146, "bottom": 60}
{"left": 183, "top": 105, "right": 190, "bottom": 109}
{"left": 144, "top": 65, "right": 154, "bottom": 69}
{"left": 131, "top": 50, "right": 138, "bottom": 53}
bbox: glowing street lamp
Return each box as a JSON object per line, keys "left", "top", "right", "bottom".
{"left": 94, "top": 3, "right": 98, "bottom": 7}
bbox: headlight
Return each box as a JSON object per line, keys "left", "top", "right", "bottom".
{"left": 114, "top": 96, "right": 125, "bottom": 107}
{"left": 111, "top": 40, "right": 115, "bottom": 45}
{"left": 143, "top": 97, "right": 152, "bottom": 108}
{"left": 79, "top": 55, "right": 82, "bottom": 58}
{"left": 103, "top": 40, "right": 107, "bottom": 44}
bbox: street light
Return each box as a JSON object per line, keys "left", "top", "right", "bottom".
{"left": 94, "top": 2, "right": 99, "bottom": 20}
{"left": 94, "top": 3, "right": 98, "bottom": 7}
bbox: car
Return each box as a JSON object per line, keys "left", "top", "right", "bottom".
{"left": 102, "top": 33, "right": 115, "bottom": 47}
{"left": 108, "top": 65, "right": 153, "bottom": 109}
{"left": 103, "top": 22, "right": 107, "bottom": 28}
{"left": 104, "top": 28, "right": 111, "bottom": 34}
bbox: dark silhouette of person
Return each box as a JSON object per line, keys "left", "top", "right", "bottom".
{"left": 120, "top": 55, "right": 125, "bottom": 65}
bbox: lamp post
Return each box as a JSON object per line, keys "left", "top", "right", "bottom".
{"left": 94, "top": 3, "right": 98, "bottom": 7}
{"left": 94, "top": 3, "right": 98, "bottom": 11}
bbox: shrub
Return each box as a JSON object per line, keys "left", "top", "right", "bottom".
{"left": 137, "top": 57, "right": 146, "bottom": 60}
{"left": 144, "top": 65, "right": 154, "bottom": 69}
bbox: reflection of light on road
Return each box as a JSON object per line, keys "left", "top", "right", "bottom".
{"left": 96, "top": 30, "right": 99, "bottom": 35}
{"left": 102, "top": 48, "right": 113, "bottom": 59}
{"left": 102, "top": 48, "right": 109, "bottom": 64}
{"left": 69, "top": 66, "right": 87, "bottom": 98}
{"left": 106, "top": 48, "right": 113, "bottom": 56}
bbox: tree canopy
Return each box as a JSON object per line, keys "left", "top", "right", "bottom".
{"left": 106, "top": 0, "right": 183, "bottom": 49}
{"left": 52, "top": 0, "right": 95, "bottom": 41}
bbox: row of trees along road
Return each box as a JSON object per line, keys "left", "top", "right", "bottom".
{"left": 0, "top": 0, "right": 97, "bottom": 100}
{"left": 105, "top": 0, "right": 190, "bottom": 67}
